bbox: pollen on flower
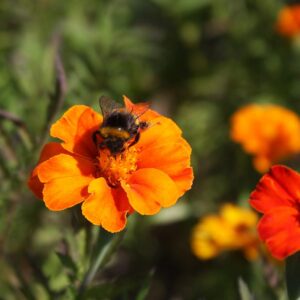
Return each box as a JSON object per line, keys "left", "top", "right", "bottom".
{"left": 97, "top": 147, "right": 138, "bottom": 187}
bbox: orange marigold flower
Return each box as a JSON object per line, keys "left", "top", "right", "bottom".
{"left": 250, "top": 165, "right": 300, "bottom": 260}
{"left": 191, "top": 204, "right": 259, "bottom": 260}
{"left": 276, "top": 4, "right": 300, "bottom": 38}
{"left": 230, "top": 104, "right": 300, "bottom": 173}
{"left": 28, "top": 96, "right": 193, "bottom": 233}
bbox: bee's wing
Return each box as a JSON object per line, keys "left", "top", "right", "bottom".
{"left": 125, "top": 100, "right": 150, "bottom": 118}
{"left": 133, "top": 102, "right": 150, "bottom": 117}
{"left": 99, "top": 96, "right": 122, "bottom": 118}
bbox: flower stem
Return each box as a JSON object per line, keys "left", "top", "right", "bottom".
{"left": 77, "top": 230, "right": 126, "bottom": 299}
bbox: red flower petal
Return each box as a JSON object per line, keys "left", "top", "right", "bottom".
{"left": 82, "top": 178, "right": 129, "bottom": 233}
{"left": 258, "top": 206, "right": 300, "bottom": 259}
{"left": 276, "top": 5, "right": 300, "bottom": 37}
{"left": 250, "top": 165, "right": 298, "bottom": 213}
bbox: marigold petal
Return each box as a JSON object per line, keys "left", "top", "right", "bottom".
{"left": 276, "top": 5, "right": 300, "bottom": 37}
{"left": 170, "top": 167, "right": 194, "bottom": 196}
{"left": 220, "top": 203, "right": 258, "bottom": 228}
{"left": 137, "top": 139, "right": 193, "bottom": 195}
{"left": 253, "top": 156, "right": 272, "bottom": 174}
{"left": 28, "top": 142, "right": 68, "bottom": 199}
{"left": 258, "top": 206, "right": 298, "bottom": 240}
{"left": 37, "top": 154, "right": 94, "bottom": 210}
{"left": 191, "top": 228, "right": 221, "bottom": 260}
{"left": 243, "top": 245, "right": 259, "bottom": 261}
{"left": 121, "top": 168, "right": 179, "bottom": 215}
{"left": 138, "top": 140, "right": 191, "bottom": 176}
{"left": 258, "top": 206, "right": 300, "bottom": 259}
{"left": 28, "top": 174, "right": 44, "bottom": 199}
{"left": 250, "top": 165, "right": 298, "bottom": 213}
{"left": 230, "top": 104, "right": 300, "bottom": 172}
{"left": 111, "top": 187, "right": 134, "bottom": 213}
{"left": 195, "top": 215, "right": 234, "bottom": 247}
{"left": 137, "top": 116, "right": 182, "bottom": 151}
{"left": 82, "top": 178, "right": 128, "bottom": 232}
{"left": 123, "top": 95, "right": 160, "bottom": 121}
{"left": 50, "top": 105, "right": 102, "bottom": 158}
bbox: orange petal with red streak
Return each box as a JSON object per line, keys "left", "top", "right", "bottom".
{"left": 82, "top": 178, "right": 128, "bottom": 232}
{"left": 170, "top": 167, "right": 194, "bottom": 196}
{"left": 28, "top": 142, "right": 68, "bottom": 199}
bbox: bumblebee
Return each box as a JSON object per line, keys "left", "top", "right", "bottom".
{"left": 93, "top": 96, "right": 149, "bottom": 155}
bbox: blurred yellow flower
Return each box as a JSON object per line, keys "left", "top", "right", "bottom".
{"left": 191, "top": 204, "right": 259, "bottom": 260}
{"left": 230, "top": 104, "right": 300, "bottom": 173}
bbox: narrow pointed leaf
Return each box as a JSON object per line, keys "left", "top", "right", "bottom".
{"left": 238, "top": 277, "right": 254, "bottom": 300}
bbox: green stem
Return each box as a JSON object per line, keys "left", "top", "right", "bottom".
{"left": 77, "top": 230, "right": 126, "bottom": 299}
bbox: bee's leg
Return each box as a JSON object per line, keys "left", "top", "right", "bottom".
{"left": 99, "top": 141, "right": 106, "bottom": 149}
{"left": 140, "top": 121, "right": 149, "bottom": 130}
{"left": 92, "top": 131, "right": 101, "bottom": 146}
{"left": 128, "top": 132, "right": 140, "bottom": 148}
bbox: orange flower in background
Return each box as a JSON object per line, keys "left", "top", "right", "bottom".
{"left": 230, "top": 104, "right": 300, "bottom": 173}
{"left": 28, "top": 96, "right": 193, "bottom": 233}
{"left": 276, "top": 4, "right": 300, "bottom": 38}
{"left": 250, "top": 165, "right": 300, "bottom": 260}
{"left": 191, "top": 204, "right": 259, "bottom": 260}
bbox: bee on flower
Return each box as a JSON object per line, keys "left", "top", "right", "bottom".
{"left": 191, "top": 204, "right": 259, "bottom": 261}
{"left": 230, "top": 104, "right": 300, "bottom": 173}
{"left": 28, "top": 96, "right": 193, "bottom": 233}
{"left": 276, "top": 4, "right": 300, "bottom": 38}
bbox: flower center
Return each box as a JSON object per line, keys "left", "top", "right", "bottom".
{"left": 97, "top": 147, "right": 138, "bottom": 187}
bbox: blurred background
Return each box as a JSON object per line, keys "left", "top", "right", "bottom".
{"left": 1, "top": 0, "right": 300, "bottom": 299}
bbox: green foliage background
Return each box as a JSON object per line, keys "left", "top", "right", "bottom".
{"left": 0, "top": 0, "right": 298, "bottom": 299}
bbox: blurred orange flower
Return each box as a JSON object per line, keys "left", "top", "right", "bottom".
{"left": 230, "top": 104, "right": 300, "bottom": 173}
{"left": 250, "top": 165, "right": 300, "bottom": 260}
{"left": 191, "top": 204, "right": 259, "bottom": 260}
{"left": 28, "top": 96, "right": 193, "bottom": 232}
{"left": 276, "top": 4, "right": 300, "bottom": 38}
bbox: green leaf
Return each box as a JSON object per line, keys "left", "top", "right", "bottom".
{"left": 238, "top": 277, "right": 254, "bottom": 300}
{"left": 286, "top": 252, "right": 300, "bottom": 300}
{"left": 55, "top": 251, "right": 78, "bottom": 280}
{"left": 135, "top": 270, "right": 154, "bottom": 300}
